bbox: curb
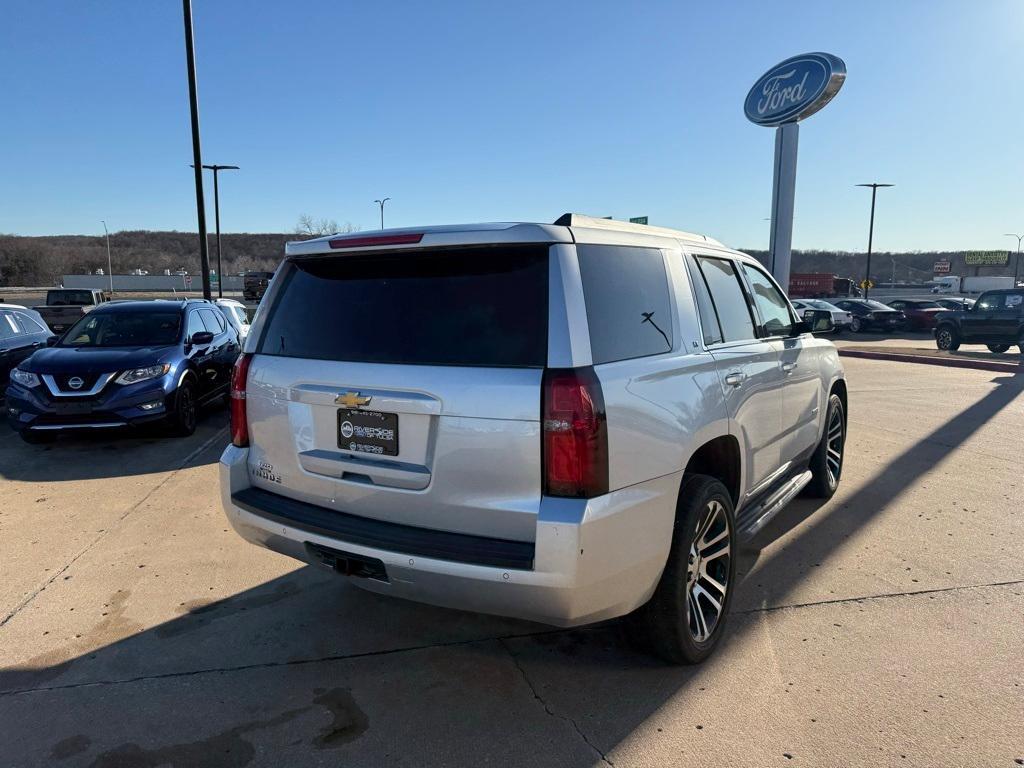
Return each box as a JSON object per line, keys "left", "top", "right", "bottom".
{"left": 838, "top": 348, "right": 1023, "bottom": 374}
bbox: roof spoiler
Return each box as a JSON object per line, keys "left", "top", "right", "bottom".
{"left": 553, "top": 213, "right": 722, "bottom": 246}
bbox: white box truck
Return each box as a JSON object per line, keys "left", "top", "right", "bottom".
{"left": 932, "top": 275, "right": 1015, "bottom": 294}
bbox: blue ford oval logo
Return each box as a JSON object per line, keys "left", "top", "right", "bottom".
{"left": 68, "top": 376, "right": 84, "bottom": 390}
{"left": 744, "top": 52, "right": 846, "bottom": 127}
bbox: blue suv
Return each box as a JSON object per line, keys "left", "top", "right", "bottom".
{"left": 5, "top": 299, "right": 240, "bottom": 443}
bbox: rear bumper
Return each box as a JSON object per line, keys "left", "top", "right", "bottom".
{"left": 220, "top": 444, "right": 680, "bottom": 627}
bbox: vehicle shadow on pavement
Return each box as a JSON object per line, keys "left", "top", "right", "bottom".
{"left": 1, "top": 368, "right": 1022, "bottom": 766}
{"left": 0, "top": 410, "right": 228, "bottom": 482}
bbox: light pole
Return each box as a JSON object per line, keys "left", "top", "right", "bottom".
{"left": 374, "top": 197, "right": 390, "bottom": 230}
{"left": 182, "top": 0, "right": 212, "bottom": 300}
{"left": 100, "top": 220, "right": 113, "bottom": 294}
{"left": 856, "top": 183, "right": 893, "bottom": 300}
{"left": 194, "top": 164, "right": 239, "bottom": 297}
{"left": 1004, "top": 233, "right": 1023, "bottom": 286}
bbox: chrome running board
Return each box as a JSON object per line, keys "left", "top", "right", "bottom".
{"left": 736, "top": 469, "right": 813, "bottom": 542}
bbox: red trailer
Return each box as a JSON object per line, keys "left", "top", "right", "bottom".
{"left": 788, "top": 273, "right": 835, "bottom": 298}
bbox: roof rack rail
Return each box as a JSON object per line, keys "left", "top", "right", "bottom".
{"left": 552, "top": 213, "right": 723, "bottom": 247}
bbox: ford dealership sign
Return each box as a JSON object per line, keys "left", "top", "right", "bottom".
{"left": 744, "top": 52, "right": 846, "bottom": 126}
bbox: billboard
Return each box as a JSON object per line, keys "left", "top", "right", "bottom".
{"left": 933, "top": 261, "right": 951, "bottom": 274}
{"left": 964, "top": 251, "right": 1009, "bottom": 266}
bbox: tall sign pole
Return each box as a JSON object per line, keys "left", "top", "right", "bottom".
{"left": 768, "top": 123, "right": 799, "bottom": 278}
{"left": 182, "top": 0, "right": 211, "bottom": 300}
{"left": 745, "top": 53, "right": 846, "bottom": 291}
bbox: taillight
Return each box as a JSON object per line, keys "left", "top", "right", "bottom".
{"left": 230, "top": 353, "right": 253, "bottom": 447}
{"left": 542, "top": 367, "right": 609, "bottom": 498}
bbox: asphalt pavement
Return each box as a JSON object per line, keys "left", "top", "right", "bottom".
{"left": 1, "top": 358, "right": 1021, "bottom": 767}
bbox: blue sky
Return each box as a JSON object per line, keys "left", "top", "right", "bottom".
{"left": 1, "top": 0, "right": 1021, "bottom": 251}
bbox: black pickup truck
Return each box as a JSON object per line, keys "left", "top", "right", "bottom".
{"left": 934, "top": 288, "right": 1024, "bottom": 353}
{"left": 33, "top": 289, "right": 108, "bottom": 333}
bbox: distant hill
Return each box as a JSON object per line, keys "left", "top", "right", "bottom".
{"left": 0, "top": 230, "right": 1015, "bottom": 287}
{"left": 0, "top": 231, "right": 296, "bottom": 286}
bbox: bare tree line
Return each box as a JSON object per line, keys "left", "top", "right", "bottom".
{"left": 0, "top": 225, "right": 1011, "bottom": 288}
{"left": 0, "top": 216, "right": 361, "bottom": 286}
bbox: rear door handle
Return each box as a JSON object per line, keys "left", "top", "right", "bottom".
{"left": 724, "top": 372, "right": 745, "bottom": 387}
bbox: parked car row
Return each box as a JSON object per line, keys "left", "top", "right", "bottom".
{"left": 794, "top": 287, "right": 1023, "bottom": 353}
{"left": 3, "top": 298, "right": 246, "bottom": 443}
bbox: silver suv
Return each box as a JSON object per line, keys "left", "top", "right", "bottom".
{"left": 220, "top": 214, "right": 847, "bottom": 663}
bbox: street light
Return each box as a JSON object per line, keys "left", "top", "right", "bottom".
{"left": 100, "top": 220, "right": 113, "bottom": 295}
{"left": 181, "top": 0, "right": 212, "bottom": 300}
{"left": 1004, "top": 233, "right": 1023, "bottom": 286}
{"left": 194, "top": 164, "right": 239, "bottom": 298}
{"left": 856, "top": 183, "right": 894, "bottom": 300}
{"left": 374, "top": 197, "right": 391, "bottom": 230}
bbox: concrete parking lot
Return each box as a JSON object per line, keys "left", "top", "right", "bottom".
{"left": 1, "top": 357, "right": 1022, "bottom": 767}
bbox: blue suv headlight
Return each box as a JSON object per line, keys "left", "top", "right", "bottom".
{"left": 115, "top": 364, "right": 170, "bottom": 385}
{"left": 10, "top": 369, "right": 40, "bottom": 388}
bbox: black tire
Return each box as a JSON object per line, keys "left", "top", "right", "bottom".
{"left": 935, "top": 325, "right": 960, "bottom": 351}
{"left": 168, "top": 381, "right": 198, "bottom": 437}
{"left": 850, "top": 316, "right": 863, "bottom": 333}
{"left": 628, "top": 474, "right": 736, "bottom": 665}
{"left": 19, "top": 430, "right": 56, "bottom": 445}
{"left": 987, "top": 344, "right": 1010, "bottom": 354}
{"left": 804, "top": 393, "right": 845, "bottom": 499}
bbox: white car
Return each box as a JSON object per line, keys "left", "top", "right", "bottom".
{"left": 215, "top": 299, "right": 250, "bottom": 343}
{"left": 220, "top": 214, "right": 847, "bottom": 664}
{"left": 791, "top": 299, "right": 852, "bottom": 332}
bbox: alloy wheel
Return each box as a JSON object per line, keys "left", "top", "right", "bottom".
{"left": 181, "top": 389, "right": 196, "bottom": 431}
{"left": 685, "top": 500, "right": 731, "bottom": 642}
{"left": 937, "top": 328, "right": 953, "bottom": 350}
{"left": 825, "top": 405, "right": 844, "bottom": 488}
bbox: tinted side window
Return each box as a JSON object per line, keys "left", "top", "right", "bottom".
{"left": 186, "top": 311, "right": 206, "bottom": 339}
{"left": 684, "top": 255, "right": 723, "bottom": 345}
{"left": 741, "top": 263, "right": 793, "bottom": 337}
{"left": 695, "top": 256, "right": 756, "bottom": 342}
{"left": 14, "top": 312, "right": 46, "bottom": 333}
{"left": 199, "top": 309, "right": 225, "bottom": 334}
{"left": 0, "top": 311, "right": 20, "bottom": 340}
{"left": 577, "top": 245, "right": 674, "bottom": 364}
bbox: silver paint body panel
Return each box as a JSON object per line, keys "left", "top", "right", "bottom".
{"left": 221, "top": 220, "right": 845, "bottom": 626}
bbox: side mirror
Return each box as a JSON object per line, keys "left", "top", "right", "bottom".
{"left": 45, "top": 336, "right": 58, "bottom": 347}
{"left": 800, "top": 309, "right": 835, "bottom": 334}
{"left": 190, "top": 331, "right": 214, "bottom": 346}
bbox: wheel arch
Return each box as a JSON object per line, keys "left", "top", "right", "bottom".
{"left": 681, "top": 434, "right": 741, "bottom": 508}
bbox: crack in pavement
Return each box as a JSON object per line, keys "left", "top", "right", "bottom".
{"left": 0, "top": 628, "right": 566, "bottom": 698}
{"left": 733, "top": 578, "right": 1024, "bottom": 616}
{"left": 0, "top": 428, "right": 228, "bottom": 630}
{"left": 4, "top": 577, "right": 1019, "bottom": 704}
{"left": 499, "top": 637, "right": 615, "bottom": 767}
{"left": 2, "top": 577, "right": 1021, "bottom": 700}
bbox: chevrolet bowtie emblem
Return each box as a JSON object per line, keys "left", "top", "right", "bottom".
{"left": 335, "top": 391, "right": 372, "bottom": 408}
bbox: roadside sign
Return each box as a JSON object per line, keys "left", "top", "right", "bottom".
{"left": 629, "top": 216, "right": 649, "bottom": 225}
{"left": 859, "top": 279, "right": 874, "bottom": 290}
{"left": 964, "top": 251, "right": 1009, "bottom": 266}
{"left": 933, "top": 260, "right": 951, "bottom": 274}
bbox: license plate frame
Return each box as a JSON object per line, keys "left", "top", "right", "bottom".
{"left": 54, "top": 401, "right": 93, "bottom": 416}
{"left": 337, "top": 409, "right": 399, "bottom": 457}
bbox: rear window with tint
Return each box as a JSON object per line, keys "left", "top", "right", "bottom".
{"left": 577, "top": 245, "right": 674, "bottom": 364}
{"left": 258, "top": 246, "right": 549, "bottom": 367}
